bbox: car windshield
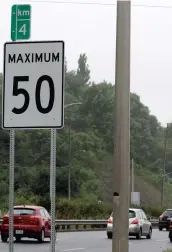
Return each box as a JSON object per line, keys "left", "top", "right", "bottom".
{"left": 163, "top": 210, "right": 172, "bottom": 216}
{"left": 11, "top": 208, "right": 36, "bottom": 215}
{"left": 129, "top": 210, "right": 136, "bottom": 218}
{"left": 111, "top": 211, "right": 136, "bottom": 218}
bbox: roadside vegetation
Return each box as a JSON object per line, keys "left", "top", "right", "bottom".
{"left": 0, "top": 54, "right": 172, "bottom": 216}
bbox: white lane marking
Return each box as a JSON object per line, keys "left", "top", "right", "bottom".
{"left": 61, "top": 249, "right": 85, "bottom": 252}
{"left": 155, "top": 239, "right": 169, "bottom": 242}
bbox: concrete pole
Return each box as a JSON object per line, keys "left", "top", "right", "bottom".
{"left": 161, "top": 123, "right": 168, "bottom": 206}
{"left": 68, "top": 123, "right": 72, "bottom": 200}
{"left": 131, "top": 159, "right": 134, "bottom": 192}
{"left": 130, "top": 159, "right": 134, "bottom": 204}
{"left": 112, "top": 1, "right": 131, "bottom": 252}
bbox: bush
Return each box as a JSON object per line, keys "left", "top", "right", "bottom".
{"left": 55, "top": 198, "right": 112, "bottom": 219}
{"left": 136, "top": 205, "right": 166, "bottom": 218}
{"left": 55, "top": 200, "right": 165, "bottom": 219}
{"left": 0, "top": 194, "right": 167, "bottom": 219}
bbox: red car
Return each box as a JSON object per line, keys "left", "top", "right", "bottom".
{"left": 1, "top": 205, "right": 51, "bottom": 243}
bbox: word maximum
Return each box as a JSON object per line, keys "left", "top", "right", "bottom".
{"left": 8, "top": 52, "right": 60, "bottom": 64}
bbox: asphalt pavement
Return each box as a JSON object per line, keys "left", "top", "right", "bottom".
{"left": 0, "top": 230, "right": 172, "bottom": 252}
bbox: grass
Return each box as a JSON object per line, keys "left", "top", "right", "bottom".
{"left": 134, "top": 168, "right": 172, "bottom": 206}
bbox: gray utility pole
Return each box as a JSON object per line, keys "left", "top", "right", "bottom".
{"left": 49, "top": 102, "right": 82, "bottom": 200}
{"left": 161, "top": 123, "right": 168, "bottom": 206}
{"left": 64, "top": 102, "right": 82, "bottom": 200}
{"left": 112, "top": 1, "right": 131, "bottom": 252}
{"left": 130, "top": 158, "right": 134, "bottom": 198}
{"left": 68, "top": 122, "right": 72, "bottom": 200}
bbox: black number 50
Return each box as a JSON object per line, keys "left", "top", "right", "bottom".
{"left": 12, "top": 75, "right": 55, "bottom": 114}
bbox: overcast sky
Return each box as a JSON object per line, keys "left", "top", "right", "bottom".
{"left": 1, "top": 0, "right": 172, "bottom": 126}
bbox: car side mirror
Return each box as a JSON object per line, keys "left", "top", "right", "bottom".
{"left": 147, "top": 216, "right": 151, "bottom": 221}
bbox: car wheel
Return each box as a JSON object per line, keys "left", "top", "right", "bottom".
{"left": 107, "top": 232, "right": 112, "bottom": 239}
{"left": 1, "top": 234, "right": 8, "bottom": 242}
{"left": 38, "top": 229, "right": 45, "bottom": 243}
{"left": 146, "top": 228, "right": 152, "bottom": 239}
{"left": 159, "top": 227, "right": 162, "bottom": 231}
{"left": 170, "top": 237, "right": 172, "bottom": 242}
{"left": 15, "top": 236, "right": 21, "bottom": 243}
{"left": 136, "top": 228, "right": 142, "bottom": 239}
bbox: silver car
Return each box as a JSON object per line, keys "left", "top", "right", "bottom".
{"left": 107, "top": 208, "right": 152, "bottom": 239}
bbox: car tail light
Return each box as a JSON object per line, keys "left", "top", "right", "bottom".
{"left": 2, "top": 217, "right": 9, "bottom": 225}
{"left": 132, "top": 218, "right": 139, "bottom": 224}
{"left": 107, "top": 218, "right": 112, "bottom": 223}
{"left": 29, "top": 217, "right": 39, "bottom": 225}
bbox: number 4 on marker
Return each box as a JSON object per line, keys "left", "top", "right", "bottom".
{"left": 19, "top": 24, "right": 26, "bottom": 35}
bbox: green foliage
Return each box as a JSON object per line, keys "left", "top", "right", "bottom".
{"left": 0, "top": 53, "right": 171, "bottom": 209}
{"left": 55, "top": 198, "right": 111, "bottom": 219}
{"left": 138, "top": 205, "right": 165, "bottom": 218}
{"left": 0, "top": 195, "right": 167, "bottom": 219}
{"left": 0, "top": 194, "right": 166, "bottom": 219}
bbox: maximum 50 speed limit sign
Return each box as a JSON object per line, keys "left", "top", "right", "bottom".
{"left": 2, "top": 40, "right": 64, "bottom": 129}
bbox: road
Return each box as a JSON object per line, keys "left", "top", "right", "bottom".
{"left": 0, "top": 230, "right": 172, "bottom": 252}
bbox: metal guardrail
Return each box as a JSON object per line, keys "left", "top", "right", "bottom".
{"left": 56, "top": 220, "right": 108, "bottom": 231}
{"left": 56, "top": 219, "right": 159, "bottom": 231}
{"left": 0, "top": 219, "right": 159, "bottom": 231}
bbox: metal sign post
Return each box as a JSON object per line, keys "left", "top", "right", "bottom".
{"left": 3, "top": 40, "right": 64, "bottom": 252}
{"left": 50, "top": 128, "right": 57, "bottom": 252}
{"left": 7, "top": 4, "right": 31, "bottom": 251}
{"left": 9, "top": 129, "right": 15, "bottom": 252}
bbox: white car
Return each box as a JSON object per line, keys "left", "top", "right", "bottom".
{"left": 107, "top": 208, "right": 152, "bottom": 239}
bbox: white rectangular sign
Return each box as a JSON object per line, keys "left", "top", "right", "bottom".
{"left": 131, "top": 192, "right": 140, "bottom": 206}
{"left": 2, "top": 40, "right": 64, "bottom": 129}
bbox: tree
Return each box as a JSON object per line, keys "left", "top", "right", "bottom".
{"left": 0, "top": 54, "right": 171, "bottom": 207}
{"left": 74, "top": 82, "right": 114, "bottom": 151}
{"left": 77, "top": 53, "right": 90, "bottom": 84}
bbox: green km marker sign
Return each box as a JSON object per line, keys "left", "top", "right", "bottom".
{"left": 11, "top": 4, "right": 31, "bottom": 41}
